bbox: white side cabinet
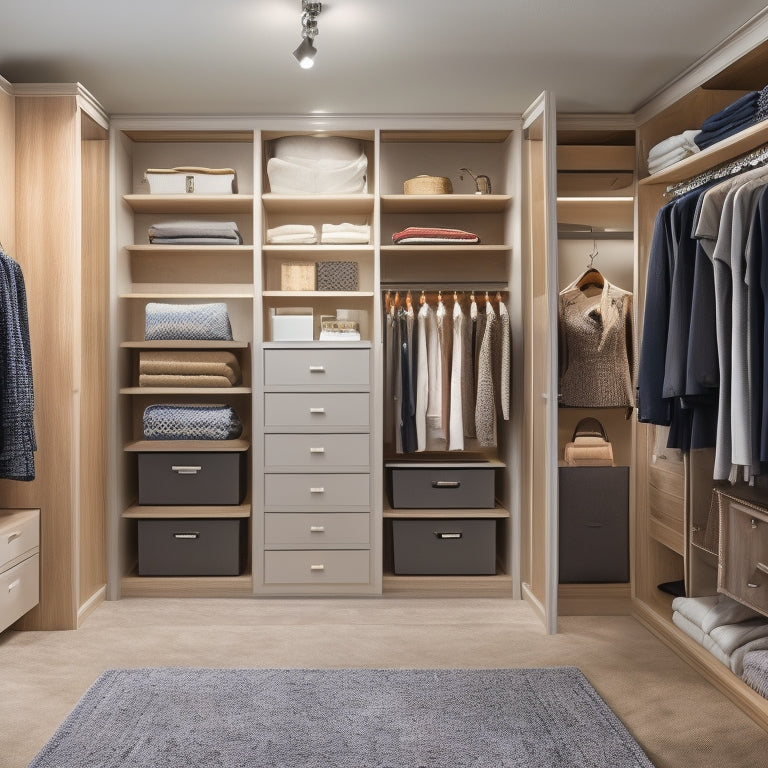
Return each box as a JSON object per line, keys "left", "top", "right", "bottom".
{"left": 0, "top": 508, "right": 40, "bottom": 632}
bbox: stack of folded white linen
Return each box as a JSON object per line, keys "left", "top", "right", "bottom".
{"left": 320, "top": 223, "right": 370, "bottom": 244}
{"left": 646, "top": 130, "right": 701, "bottom": 175}
{"left": 672, "top": 594, "right": 768, "bottom": 675}
{"left": 148, "top": 220, "right": 242, "bottom": 245}
{"left": 267, "top": 135, "right": 368, "bottom": 194}
{"left": 266, "top": 224, "right": 317, "bottom": 244}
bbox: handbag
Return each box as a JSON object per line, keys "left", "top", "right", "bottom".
{"left": 563, "top": 417, "right": 614, "bottom": 466}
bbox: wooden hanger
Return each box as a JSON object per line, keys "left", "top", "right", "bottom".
{"left": 575, "top": 244, "right": 604, "bottom": 291}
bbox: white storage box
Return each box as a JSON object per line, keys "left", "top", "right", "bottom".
{"left": 270, "top": 307, "right": 313, "bottom": 341}
{"left": 145, "top": 166, "right": 238, "bottom": 194}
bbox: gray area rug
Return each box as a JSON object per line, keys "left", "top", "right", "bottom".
{"left": 28, "top": 667, "right": 654, "bottom": 767}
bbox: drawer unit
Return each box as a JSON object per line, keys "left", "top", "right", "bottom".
{"left": 558, "top": 466, "right": 629, "bottom": 583}
{"left": 264, "top": 392, "right": 370, "bottom": 429}
{"left": 0, "top": 554, "right": 40, "bottom": 630}
{"left": 387, "top": 463, "right": 496, "bottom": 509}
{"left": 0, "top": 508, "right": 39, "bottom": 566}
{"left": 138, "top": 518, "right": 246, "bottom": 576}
{"left": 264, "top": 347, "right": 370, "bottom": 388}
{"left": 264, "top": 549, "right": 370, "bottom": 584}
{"left": 265, "top": 473, "right": 370, "bottom": 509}
{"left": 719, "top": 497, "right": 768, "bottom": 616}
{"left": 264, "top": 433, "right": 370, "bottom": 469}
{"left": 392, "top": 518, "right": 496, "bottom": 575}
{"left": 265, "top": 513, "right": 370, "bottom": 549}
{"left": 138, "top": 451, "right": 247, "bottom": 505}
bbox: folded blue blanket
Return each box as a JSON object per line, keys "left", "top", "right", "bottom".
{"left": 700, "top": 91, "right": 758, "bottom": 130}
{"left": 143, "top": 404, "right": 243, "bottom": 440}
{"left": 145, "top": 302, "right": 233, "bottom": 341}
{"left": 694, "top": 115, "right": 758, "bottom": 150}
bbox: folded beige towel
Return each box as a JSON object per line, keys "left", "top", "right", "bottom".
{"left": 139, "top": 374, "right": 235, "bottom": 388}
{"left": 139, "top": 350, "right": 241, "bottom": 385}
{"left": 563, "top": 441, "right": 614, "bottom": 466}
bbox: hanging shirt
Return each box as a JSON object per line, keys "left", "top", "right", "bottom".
{"left": 475, "top": 300, "right": 498, "bottom": 447}
{"left": 449, "top": 299, "right": 464, "bottom": 450}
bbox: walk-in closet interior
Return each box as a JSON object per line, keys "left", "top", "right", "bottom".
{"left": 5, "top": 4, "right": 768, "bottom": 737}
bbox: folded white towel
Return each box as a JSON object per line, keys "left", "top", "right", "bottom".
{"left": 266, "top": 224, "right": 318, "bottom": 244}
{"left": 672, "top": 594, "right": 762, "bottom": 634}
{"left": 320, "top": 223, "right": 371, "bottom": 244}
{"left": 648, "top": 146, "right": 697, "bottom": 174}
{"left": 709, "top": 618, "right": 768, "bottom": 657}
{"left": 647, "top": 130, "right": 701, "bottom": 160}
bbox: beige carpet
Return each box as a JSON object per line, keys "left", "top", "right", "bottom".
{"left": 1, "top": 597, "right": 767, "bottom": 768}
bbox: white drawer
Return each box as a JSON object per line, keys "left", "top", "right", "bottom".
{"left": 264, "top": 393, "right": 370, "bottom": 429}
{"left": 0, "top": 553, "right": 39, "bottom": 631}
{"left": 264, "top": 433, "right": 370, "bottom": 469}
{"left": 264, "top": 348, "right": 370, "bottom": 388}
{"left": 265, "top": 473, "right": 370, "bottom": 509}
{"left": 0, "top": 509, "right": 39, "bottom": 571}
{"left": 265, "top": 513, "right": 370, "bottom": 548}
{"left": 264, "top": 549, "right": 370, "bottom": 584}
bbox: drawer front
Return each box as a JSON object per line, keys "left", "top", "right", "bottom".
{"left": 265, "top": 513, "right": 370, "bottom": 548}
{"left": 138, "top": 519, "right": 246, "bottom": 576}
{"left": 264, "top": 393, "right": 370, "bottom": 429}
{"left": 0, "top": 509, "right": 39, "bottom": 570}
{"left": 389, "top": 467, "right": 495, "bottom": 509}
{"left": 720, "top": 500, "right": 768, "bottom": 615}
{"left": 265, "top": 473, "right": 370, "bottom": 509}
{"left": 264, "top": 348, "right": 370, "bottom": 388}
{"left": 0, "top": 554, "right": 39, "bottom": 631}
{"left": 138, "top": 452, "right": 246, "bottom": 506}
{"left": 264, "top": 549, "right": 370, "bottom": 584}
{"left": 264, "top": 433, "right": 370, "bottom": 469}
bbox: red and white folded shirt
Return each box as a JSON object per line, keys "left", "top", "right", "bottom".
{"left": 392, "top": 226, "right": 480, "bottom": 244}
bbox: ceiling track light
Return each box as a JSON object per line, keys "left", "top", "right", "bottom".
{"left": 293, "top": 0, "right": 322, "bottom": 69}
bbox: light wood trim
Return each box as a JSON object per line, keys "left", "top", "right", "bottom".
{"left": 124, "top": 439, "right": 250, "bottom": 452}
{"left": 556, "top": 145, "right": 635, "bottom": 171}
{"left": 120, "top": 386, "right": 252, "bottom": 395}
{"left": 122, "top": 130, "right": 254, "bottom": 143}
{"left": 121, "top": 291, "right": 254, "bottom": 299}
{"left": 380, "top": 194, "right": 511, "bottom": 213}
{"left": 77, "top": 585, "right": 105, "bottom": 627}
{"left": 123, "top": 193, "right": 253, "bottom": 213}
{"left": 125, "top": 244, "right": 254, "bottom": 255}
{"left": 120, "top": 573, "right": 253, "bottom": 597}
{"left": 558, "top": 583, "right": 632, "bottom": 615}
{"left": 121, "top": 503, "right": 251, "bottom": 519}
{"left": 120, "top": 340, "right": 249, "bottom": 349}
{"left": 382, "top": 572, "right": 513, "bottom": 596}
{"left": 380, "top": 244, "right": 511, "bottom": 254}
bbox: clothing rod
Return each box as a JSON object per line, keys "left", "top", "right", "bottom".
{"left": 380, "top": 282, "right": 509, "bottom": 292}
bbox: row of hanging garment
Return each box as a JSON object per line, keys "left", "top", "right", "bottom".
{"left": 558, "top": 251, "right": 636, "bottom": 410}
{"left": 638, "top": 149, "right": 768, "bottom": 483}
{"left": 0, "top": 246, "right": 36, "bottom": 480}
{"left": 383, "top": 289, "right": 511, "bottom": 454}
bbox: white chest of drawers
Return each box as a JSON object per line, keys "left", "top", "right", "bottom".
{"left": 261, "top": 343, "right": 373, "bottom": 593}
{"left": 0, "top": 508, "right": 40, "bottom": 632}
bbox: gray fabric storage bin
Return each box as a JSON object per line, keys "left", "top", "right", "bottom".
{"left": 138, "top": 452, "right": 246, "bottom": 505}
{"left": 392, "top": 518, "right": 496, "bottom": 575}
{"left": 138, "top": 518, "right": 246, "bottom": 576}
{"left": 388, "top": 463, "right": 495, "bottom": 509}
{"left": 558, "top": 466, "right": 629, "bottom": 582}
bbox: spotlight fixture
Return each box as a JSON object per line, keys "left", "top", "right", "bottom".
{"left": 293, "top": 0, "right": 322, "bottom": 69}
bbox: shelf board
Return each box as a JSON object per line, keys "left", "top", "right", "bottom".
{"left": 120, "top": 572, "right": 253, "bottom": 598}
{"left": 124, "top": 439, "right": 250, "bottom": 452}
{"left": 261, "top": 194, "right": 374, "bottom": 214}
{"left": 120, "top": 386, "right": 252, "bottom": 395}
{"left": 383, "top": 508, "right": 510, "bottom": 519}
{"left": 262, "top": 245, "right": 373, "bottom": 253}
{"left": 120, "top": 291, "right": 253, "bottom": 299}
{"left": 380, "top": 130, "right": 512, "bottom": 143}
{"left": 123, "top": 194, "right": 253, "bottom": 213}
{"left": 121, "top": 503, "right": 251, "bottom": 519}
{"left": 380, "top": 244, "right": 511, "bottom": 254}
{"left": 557, "top": 197, "right": 634, "bottom": 231}
{"left": 262, "top": 290, "right": 374, "bottom": 298}
{"left": 125, "top": 244, "right": 254, "bottom": 255}
{"left": 380, "top": 194, "right": 511, "bottom": 213}
{"left": 120, "top": 340, "right": 249, "bottom": 349}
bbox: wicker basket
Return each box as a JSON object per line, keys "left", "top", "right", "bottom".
{"left": 403, "top": 175, "right": 453, "bottom": 195}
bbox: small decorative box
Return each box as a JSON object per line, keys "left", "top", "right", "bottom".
{"left": 281, "top": 262, "right": 316, "bottom": 291}
{"left": 145, "top": 166, "right": 238, "bottom": 195}
{"left": 315, "top": 261, "right": 359, "bottom": 291}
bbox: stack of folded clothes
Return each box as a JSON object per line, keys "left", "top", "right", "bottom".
{"left": 145, "top": 302, "right": 233, "bottom": 341}
{"left": 138, "top": 350, "right": 242, "bottom": 388}
{"left": 142, "top": 403, "right": 243, "bottom": 441}
{"left": 646, "top": 130, "right": 701, "bottom": 174}
{"left": 392, "top": 226, "right": 480, "bottom": 245}
{"left": 267, "top": 135, "right": 368, "bottom": 194}
{"left": 672, "top": 594, "right": 768, "bottom": 675}
{"left": 742, "top": 649, "right": 768, "bottom": 697}
{"left": 266, "top": 224, "right": 317, "bottom": 244}
{"left": 320, "top": 223, "right": 370, "bottom": 244}
{"left": 694, "top": 90, "right": 760, "bottom": 150}
{"left": 147, "top": 220, "right": 242, "bottom": 245}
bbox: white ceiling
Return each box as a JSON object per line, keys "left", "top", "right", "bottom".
{"left": 2, "top": 0, "right": 768, "bottom": 117}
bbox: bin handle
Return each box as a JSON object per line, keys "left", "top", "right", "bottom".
{"left": 435, "top": 532, "right": 462, "bottom": 539}
{"left": 432, "top": 480, "right": 460, "bottom": 489}
{"left": 171, "top": 465, "right": 202, "bottom": 475}
{"left": 173, "top": 532, "right": 200, "bottom": 540}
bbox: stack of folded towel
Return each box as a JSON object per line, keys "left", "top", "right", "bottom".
{"left": 143, "top": 403, "right": 243, "bottom": 441}
{"left": 148, "top": 220, "right": 242, "bottom": 245}
{"left": 562, "top": 435, "right": 614, "bottom": 466}
{"left": 646, "top": 130, "right": 701, "bottom": 174}
{"left": 266, "top": 224, "right": 317, "bottom": 244}
{"left": 267, "top": 135, "right": 368, "bottom": 195}
{"left": 138, "top": 350, "right": 242, "bottom": 388}
{"left": 694, "top": 91, "right": 760, "bottom": 150}
{"left": 742, "top": 649, "right": 768, "bottom": 697}
{"left": 265, "top": 222, "right": 371, "bottom": 245}
{"left": 321, "top": 223, "right": 370, "bottom": 244}
{"left": 672, "top": 594, "right": 768, "bottom": 676}
{"left": 392, "top": 226, "right": 480, "bottom": 245}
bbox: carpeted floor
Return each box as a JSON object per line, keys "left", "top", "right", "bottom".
{"left": 27, "top": 666, "right": 654, "bottom": 768}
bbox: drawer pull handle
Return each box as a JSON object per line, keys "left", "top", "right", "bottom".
{"left": 585, "top": 523, "right": 605, "bottom": 528}
{"left": 310, "top": 564, "right": 325, "bottom": 571}
{"left": 748, "top": 582, "right": 760, "bottom": 589}
{"left": 6, "top": 531, "right": 21, "bottom": 543}
{"left": 309, "top": 447, "right": 326, "bottom": 454}
{"left": 757, "top": 562, "right": 768, "bottom": 575}
{"left": 310, "top": 526, "right": 325, "bottom": 533}
{"left": 7, "top": 578, "right": 20, "bottom": 592}
{"left": 432, "top": 480, "right": 461, "bottom": 489}
{"left": 310, "top": 487, "right": 325, "bottom": 494}
{"left": 173, "top": 532, "right": 200, "bottom": 540}
{"left": 309, "top": 407, "right": 326, "bottom": 414}
{"left": 752, "top": 518, "right": 759, "bottom": 529}
{"left": 435, "top": 532, "right": 462, "bottom": 539}
{"left": 171, "top": 465, "right": 202, "bottom": 475}
{"left": 309, "top": 365, "right": 326, "bottom": 373}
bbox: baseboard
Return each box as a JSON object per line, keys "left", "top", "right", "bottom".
{"left": 77, "top": 585, "right": 106, "bottom": 627}
{"left": 558, "top": 583, "right": 632, "bottom": 615}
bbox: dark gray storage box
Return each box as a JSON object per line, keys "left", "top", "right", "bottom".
{"left": 138, "top": 452, "right": 247, "bottom": 506}
{"left": 392, "top": 518, "right": 496, "bottom": 575}
{"left": 388, "top": 463, "right": 495, "bottom": 509}
{"left": 138, "top": 518, "right": 246, "bottom": 576}
{"left": 558, "top": 466, "right": 629, "bottom": 583}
